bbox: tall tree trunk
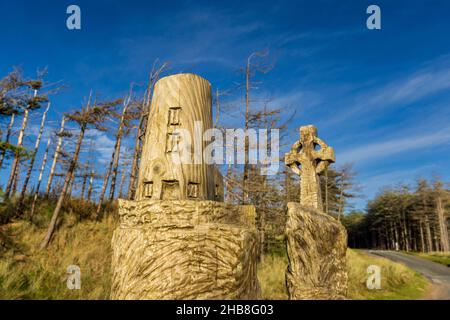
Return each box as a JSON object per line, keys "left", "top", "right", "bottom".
{"left": 108, "top": 99, "right": 129, "bottom": 201}
{"left": 433, "top": 226, "right": 440, "bottom": 252}
{"left": 118, "top": 164, "right": 127, "bottom": 199}
{"left": 401, "top": 214, "right": 410, "bottom": 251}
{"left": 95, "top": 148, "right": 116, "bottom": 217}
{"left": 81, "top": 170, "right": 88, "bottom": 200}
{"left": 436, "top": 194, "right": 449, "bottom": 252}
{"left": 127, "top": 115, "right": 144, "bottom": 200}
{"left": 41, "top": 120, "right": 86, "bottom": 249}
{"left": 87, "top": 170, "right": 94, "bottom": 201}
{"left": 45, "top": 116, "right": 65, "bottom": 197}
{"left": 425, "top": 215, "right": 433, "bottom": 252}
{"left": 242, "top": 59, "right": 250, "bottom": 205}
{"left": 11, "top": 165, "right": 20, "bottom": 195}
{"left": 419, "top": 220, "right": 425, "bottom": 253}
{"left": 5, "top": 109, "right": 29, "bottom": 197}
{"left": 389, "top": 221, "right": 395, "bottom": 249}
{"left": 66, "top": 168, "right": 76, "bottom": 200}
{"left": 108, "top": 139, "right": 122, "bottom": 201}
{"left": 18, "top": 103, "right": 50, "bottom": 211}
{"left": 0, "top": 114, "right": 15, "bottom": 169}
{"left": 30, "top": 137, "right": 51, "bottom": 217}
{"left": 337, "top": 188, "right": 345, "bottom": 222}
{"left": 215, "top": 88, "right": 220, "bottom": 127}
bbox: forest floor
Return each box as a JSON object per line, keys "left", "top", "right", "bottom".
{"left": 0, "top": 214, "right": 431, "bottom": 300}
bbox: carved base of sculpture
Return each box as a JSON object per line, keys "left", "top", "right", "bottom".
{"left": 285, "top": 202, "right": 348, "bottom": 300}
{"left": 111, "top": 199, "right": 260, "bottom": 300}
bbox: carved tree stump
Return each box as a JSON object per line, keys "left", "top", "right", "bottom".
{"left": 136, "top": 73, "right": 217, "bottom": 201}
{"left": 285, "top": 203, "right": 348, "bottom": 300}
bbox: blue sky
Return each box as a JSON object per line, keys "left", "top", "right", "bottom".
{"left": 1, "top": 0, "right": 450, "bottom": 210}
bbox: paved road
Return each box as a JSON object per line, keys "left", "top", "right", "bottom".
{"left": 368, "top": 250, "right": 450, "bottom": 299}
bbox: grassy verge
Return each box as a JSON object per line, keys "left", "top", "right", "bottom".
{"left": 347, "top": 249, "right": 428, "bottom": 300}
{"left": 258, "top": 249, "right": 428, "bottom": 300}
{"left": 408, "top": 252, "right": 450, "bottom": 267}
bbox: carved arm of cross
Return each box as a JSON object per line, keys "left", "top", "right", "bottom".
{"left": 312, "top": 137, "right": 335, "bottom": 173}
{"left": 285, "top": 140, "right": 303, "bottom": 176}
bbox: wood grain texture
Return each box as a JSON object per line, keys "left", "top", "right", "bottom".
{"left": 111, "top": 199, "right": 260, "bottom": 300}
{"left": 285, "top": 203, "right": 348, "bottom": 300}
{"left": 136, "top": 73, "right": 218, "bottom": 201}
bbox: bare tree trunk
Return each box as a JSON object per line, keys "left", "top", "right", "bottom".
{"left": 243, "top": 58, "right": 250, "bottom": 205}
{"left": 108, "top": 99, "right": 130, "bottom": 201}
{"left": 0, "top": 114, "right": 15, "bottom": 169}
{"left": 11, "top": 165, "right": 20, "bottom": 195}
{"left": 30, "top": 137, "right": 51, "bottom": 217}
{"left": 87, "top": 170, "right": 94, "bottom": 201}
{"left": 337, "top": 189, "right": 345, "bottom": 222}
{"left": 408, "top": 223, "right": 415, "bottom": 251}
{"left": 225, "top": 160, "right": 232, "bottom": 202}
{"left": 5, "top": 108, "right": 29, "bottom": 197}
{"left": 436, "top": 195, "right": 449, "bottom": 252}
{"left": 45, "top": 116, "right": 65, "bottom": 197}
{"left": 433, "top": 227, "right": 440, "bottom": 252}
{"left": 127, "top": 115, "right": 144, "bottom": 200}
{"left": 41, "top": 120, "right": 86, "bottom": 249}
{"left": 419, "top": 220, "right": 425, "bottom": 253}
{"left": 215, "top": 88, "right": 220, "bottom": 126}
{"left": 118, "top": 165, "right": 127, "bottom": 199}
{"left": 18, "top": 103, "right": 50, "bottom": 210}
{"left": 108, "top": 142, "right": 121, "bottom": 200}
{"left": 66, "top": 168, "right": 76, "bottom": 200}
{"left": 96, "top": 149, "right": 116, "bottom": 217}
{"left": 425, "top": 215, "right": 433, "bottom": 252}
{"left": 402, "top": 218, "right": 410, "bottom": 252}
{"left": 81, "top": 171, "right": 88, "bottom": 200}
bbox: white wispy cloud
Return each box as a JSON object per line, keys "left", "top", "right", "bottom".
{"left": 84, "top": 129, "right": 115, "bottom": 165}
{"left": 326, "top": 55, "right": 450, "bottom": 125}
{"left": 338, "top": 127, "right": 450, "bottom": 164}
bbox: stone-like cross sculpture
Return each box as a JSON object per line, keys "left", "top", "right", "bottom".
{"left": 285, "top": 125, "right": 335, "bottom": 211}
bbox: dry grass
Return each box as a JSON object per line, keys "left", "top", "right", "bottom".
{"left": 257, "top": 254, "right": 289, "bottom": 299}
{"left": 0, "top": 215, "right": 116, "bottom": 299}
{"left": 346, "top": 249, "right": 428, "bottom": 300}
{"left": 257, "top": 249, "right": 428, "bottom": 300}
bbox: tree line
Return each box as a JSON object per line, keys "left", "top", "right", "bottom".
{"left": 343, "top": 178, "right": 450, "bottom": 252}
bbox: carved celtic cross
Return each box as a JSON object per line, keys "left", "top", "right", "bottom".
{"left": 285, "top": 125, "right": 335, "bottom": 211}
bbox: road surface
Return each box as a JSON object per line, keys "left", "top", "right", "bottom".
{"left": 368, "top": 250, "right": 450, "bottom": 299}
